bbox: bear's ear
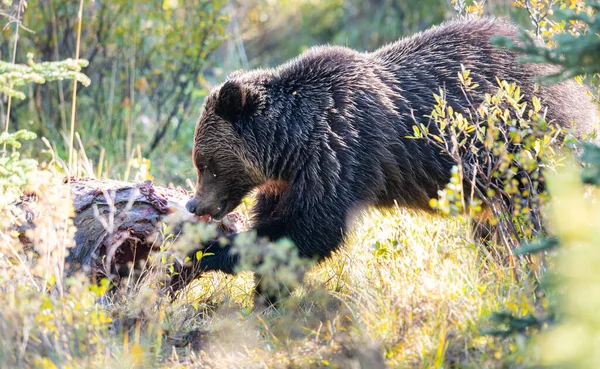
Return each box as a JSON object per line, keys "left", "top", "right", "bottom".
{"left": 214, "top": 80, "right": 259, "bottom": 124}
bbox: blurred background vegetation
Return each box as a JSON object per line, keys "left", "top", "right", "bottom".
{"left": 1, "top": 0, "right": 547, "bottom": 186}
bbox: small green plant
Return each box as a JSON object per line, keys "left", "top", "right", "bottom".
{"left": 232, "top": 232, "right": 317, "bottom": 305}
{"left": 479, "top": 5, "right": 600, "bottom": 367}
{"left": 0, "top": 54, "right": 89, "bottom": 100}
{"left": 0, "top": 129, "right": 37, "bottom": 192}
{"left": 410, "top": 69, "right": 573, "bottom": 252}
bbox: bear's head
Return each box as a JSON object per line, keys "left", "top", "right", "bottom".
{"left": 186, "top": 74, "right": 271, "bottom": 219}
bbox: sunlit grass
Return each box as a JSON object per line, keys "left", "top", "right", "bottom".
{"left": 0, "top": 158, "right": 560, "bottom": 368}
{"left": 160, "top": 206, "right": 533, "bottom": 368}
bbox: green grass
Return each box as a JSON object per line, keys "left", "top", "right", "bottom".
{"left": 124, "top": 208, "right": 537, "bottom": 368}
{"left": 0, "top": 170, "right": 539, "bottom": 368}
{"left": 170, "top": 208, "right": 531, "bottom": 368}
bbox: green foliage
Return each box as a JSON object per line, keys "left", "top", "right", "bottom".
{"left": 232, "top": 232, "right": 315, "bottom": 304}
{"left": 580, "top": 142, "right": 600, "bottom": 185}
{"left": 484, "top": 311, "right": 552, "bottom": 338}
{"left": 0, "top": 54, "right": 89, "bottom": 99}
{"left": 515, "top": 236, "right": 559, "bottom": 255}
{"left": 479, "top": 5, "right": 600, "bottom": 368}
{"left": 494, "top": 4, "right": 600, "bottom": 82}
{"left": 413, "top": 70, "right": 568, "bottom": 245}
{"left": 240, "top": 0, "right": 448, "bottom": 65}
{"left": 534, "top": 164, "right": 600, "bottom": 368}
{"left": 0, "top": 276, "right": 114, "bottom": 367}
{"left": 0, "top": 128, "right": 36, "bottom": 148}
{"left": 0, "top": 130, "right": 37, "bottom": 191}
{"left": 2, "top": 0, "right": 229, "bottom": 182}
{"left": 429, "top": 165, "right": 481, "bottom": 216}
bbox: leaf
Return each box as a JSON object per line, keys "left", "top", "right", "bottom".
{"left": 431, "top": 134, "right": 444, "bottom": 144}
{"left": 580, "top": 143, "right": 600, "bottom": 186}
{"left": 515, "top": 237, "right": 559, "bottom": 255}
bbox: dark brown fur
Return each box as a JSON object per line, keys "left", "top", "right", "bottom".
{"left": 176, "top": 18, "right": 597, "bottom": 294}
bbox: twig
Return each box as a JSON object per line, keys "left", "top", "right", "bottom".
{"left": 67, "top": 0, "right": 85, "bottom": 175}
{"left": 2, "top": 0, "right": 25, "bottom": 156}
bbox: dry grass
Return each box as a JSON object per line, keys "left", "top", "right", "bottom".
{"left": 167, "top": 208, "right": 532, "bottom": 368}
{"left": 0, "top": 163, "right": 538, "bottom": 368}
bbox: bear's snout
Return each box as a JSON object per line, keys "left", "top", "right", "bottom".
{"left": 186, "top": 197, "right": 200, "bottom": 215}
{"left": 186, "top": 196, "right": 223, "bottom": 218}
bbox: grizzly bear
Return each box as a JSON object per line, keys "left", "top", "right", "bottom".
{"left": 175, "top": 18, "right": 597, "bottom": 295}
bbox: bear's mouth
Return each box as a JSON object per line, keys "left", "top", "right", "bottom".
{"left": 211, "top": 212, "right": 226, "bottom": 221}
{"left": 212, "top": 199, "right": 240, "bottom": 221}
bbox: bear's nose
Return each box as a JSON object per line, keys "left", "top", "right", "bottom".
{"left": 186, "top": 197, "right": 199, "bottom": 214}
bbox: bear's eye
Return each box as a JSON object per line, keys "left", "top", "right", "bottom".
{"left": 198, "top": 164, "right": 209, "bottom": 174}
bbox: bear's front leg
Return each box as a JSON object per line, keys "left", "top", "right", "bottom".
{"left": 166, "top": 238, "right": 238, "bottom": 297}
{"left": 168, "top": 194, "right": 351, "bottom": 304}
{"left": 166, "top": 234, "right": 298, "bottom": 306}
